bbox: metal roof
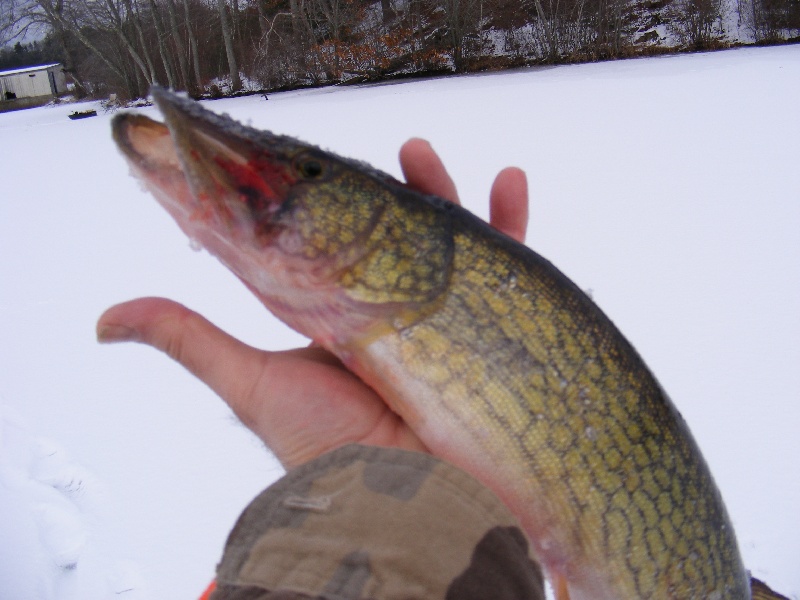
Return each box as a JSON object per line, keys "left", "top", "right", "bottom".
{"left": 0, "top": 63, "right": 62, "bottom": 77}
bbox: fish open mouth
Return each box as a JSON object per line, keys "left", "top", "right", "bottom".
{"left": 112, "top": 102, "right": 217, "bottom": 233}
{"left": 112, "top": 87, "right": 298, "bottom": 242}
{"left": 113, "top": 112, "right": 182, "bottom": 174}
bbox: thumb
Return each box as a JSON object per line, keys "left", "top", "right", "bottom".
{"left": 96, "top": 297, "right": 267, "bottom": 429}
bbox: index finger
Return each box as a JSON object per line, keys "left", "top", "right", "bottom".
{"left": 399, "top": 138, "right": 460, "bottom": 204}
{"left": 399, "top": 138, "right": 529, "bottom": 244}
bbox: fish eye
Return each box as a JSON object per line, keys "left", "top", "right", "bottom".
{"left": 297, "top": 157, "right": 323, "bottom": 179}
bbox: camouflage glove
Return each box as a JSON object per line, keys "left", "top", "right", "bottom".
{"left": 209, "top": 444, "right": 544, "bottom": 600}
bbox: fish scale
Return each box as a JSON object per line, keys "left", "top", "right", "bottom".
{"left": 111, "top": 87, "right": 760, "bottom": 599}
{"left": 361, "top": 224, "right": 746, "bottom": 598}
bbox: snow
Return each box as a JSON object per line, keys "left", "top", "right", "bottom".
{"left": 1, "top": 45, "right": 798, "bottom": 598}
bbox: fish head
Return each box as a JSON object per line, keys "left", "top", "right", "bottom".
{"left": 112, "top": 87, "right": 454, "bottom": 345}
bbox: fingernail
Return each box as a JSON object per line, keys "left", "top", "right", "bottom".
{"left": 97, "top": 324, "right": 138, "bottom": 343}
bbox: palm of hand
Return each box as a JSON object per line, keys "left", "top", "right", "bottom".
{"left": 234, "top": 345, "right": 429, "bottom": 468}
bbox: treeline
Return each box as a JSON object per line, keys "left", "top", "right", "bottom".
{"left": 2, "top": 0, "right": 798, "bottom": 100}
{"left": 0, "top": 38, "right": 63, "bottom": 70}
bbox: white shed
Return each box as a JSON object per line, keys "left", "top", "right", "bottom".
{"left": 0, "top": 63, "right": 67, "bottom": 101}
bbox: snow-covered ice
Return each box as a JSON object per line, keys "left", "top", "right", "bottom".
{"left": 1, "top": 45, "right": 798, "bottom": 598}
{"left": 0, "top": 406, "right": 145, "bottom": 598}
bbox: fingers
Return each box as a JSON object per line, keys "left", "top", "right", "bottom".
{"left": 399, "top": 138, "right": 460, "bottom": 204}
{"left": 400, "top": 138, "right": 529, "bottom": 244}
{"left": 490, "top": 167, "right": 529, "bottom": 244}
{"left": 96, "top": 297, "right": 267, "bottom": 428}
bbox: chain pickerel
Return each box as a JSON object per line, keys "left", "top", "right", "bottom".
{"left": 113, "top": 87, "right": 752, "bottom": 599}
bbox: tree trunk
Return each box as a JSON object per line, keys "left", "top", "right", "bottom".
{"left": 147, "top": 0, "right": 177, "bottom": 89}
{"left": 52, "top": 18, "right": 89, "bottom": 97}
{"left": 182, "top": 0, "right": 204, "bottom": 91}
{"left": 166, "top": 0, "right": 190, "bottom": 90}
{"left": 117, "top": 0, "right": 158, "bottom": 83}
{"left": 231, "top": 0, "right": 242, "bottom": 52}
{"left": 67, "top": 15, "right": 137, "bottom": 88}
{"left": 103, "top": 0, "right": 155, "bottom": 85}
{"left": 120, "top": 31, "right": 155, "bottom": 85}
{"left": 530, "top": 0, "right": 559, "bottom": 60}
{"left": 289, "top": 0, "right": 300, "bottom": 35}
{"left": 256, "top": 0, "right": 269, "bottom": 37}
{"left": 217, "top": 0, "right": 242, "bottom": 90}
{"left": 380, "top": 0, "right": 396, "bottom": 25}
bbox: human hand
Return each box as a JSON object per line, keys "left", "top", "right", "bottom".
{"left": 97, "top": 139, "right": 529, "bottom": 470}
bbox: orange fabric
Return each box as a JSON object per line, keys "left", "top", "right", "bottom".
{"left": 553, "top": 573, "right": 570, "bottom": 600}
{"left": 198, "top": 579, "right": 217, "bottom": 600}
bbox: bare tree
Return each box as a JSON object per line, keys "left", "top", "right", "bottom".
{"left": 164, "top": 0, "right": 190, "bottom": 89}
{"left": 528, "top": 0, "right": 560, "bottom": 60}
{"left": 252, "top": 8, "right": 291, "bottom": 86}
{"left": 587, "top": 0, "right": 631, "bottom": 57}
{"left": 181, "top": 0, "right": 203, "bottom": 91}
{"left": 104, "top": 0, "right": 157, "bottom": 84}
{"left": 437, "top": 0, "right": 486, "bottom": 70}
{"left": 666, "top": 0, "right": 726, "bottom": 47}
{"left": 126, "top": 0, "right": 159, "bottom": 81}
{"left": 502, "top": 0, "right": 591, "bottom": 62}
{"left": 217, "top": 0, "right": 242, "bottom": 90}
{"left": 146, "top": 0, "right": 176, "bottom": 88}
{"left": 738, "top": 0, "right": 800, "bottom": 40}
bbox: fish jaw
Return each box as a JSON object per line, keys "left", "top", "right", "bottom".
{"left": 111, "top": 87, "right": 306, "bottom": 252}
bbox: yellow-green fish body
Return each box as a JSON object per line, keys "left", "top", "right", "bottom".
{"left": 350, "top": 219, "right": 747, "bottom": 599}
{"left": 113, "top": 87, "right": 750, "bottom": 599}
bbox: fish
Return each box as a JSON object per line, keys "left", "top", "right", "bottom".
{"left": 112, "top": 86, "right": 751, "bottom": 599}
